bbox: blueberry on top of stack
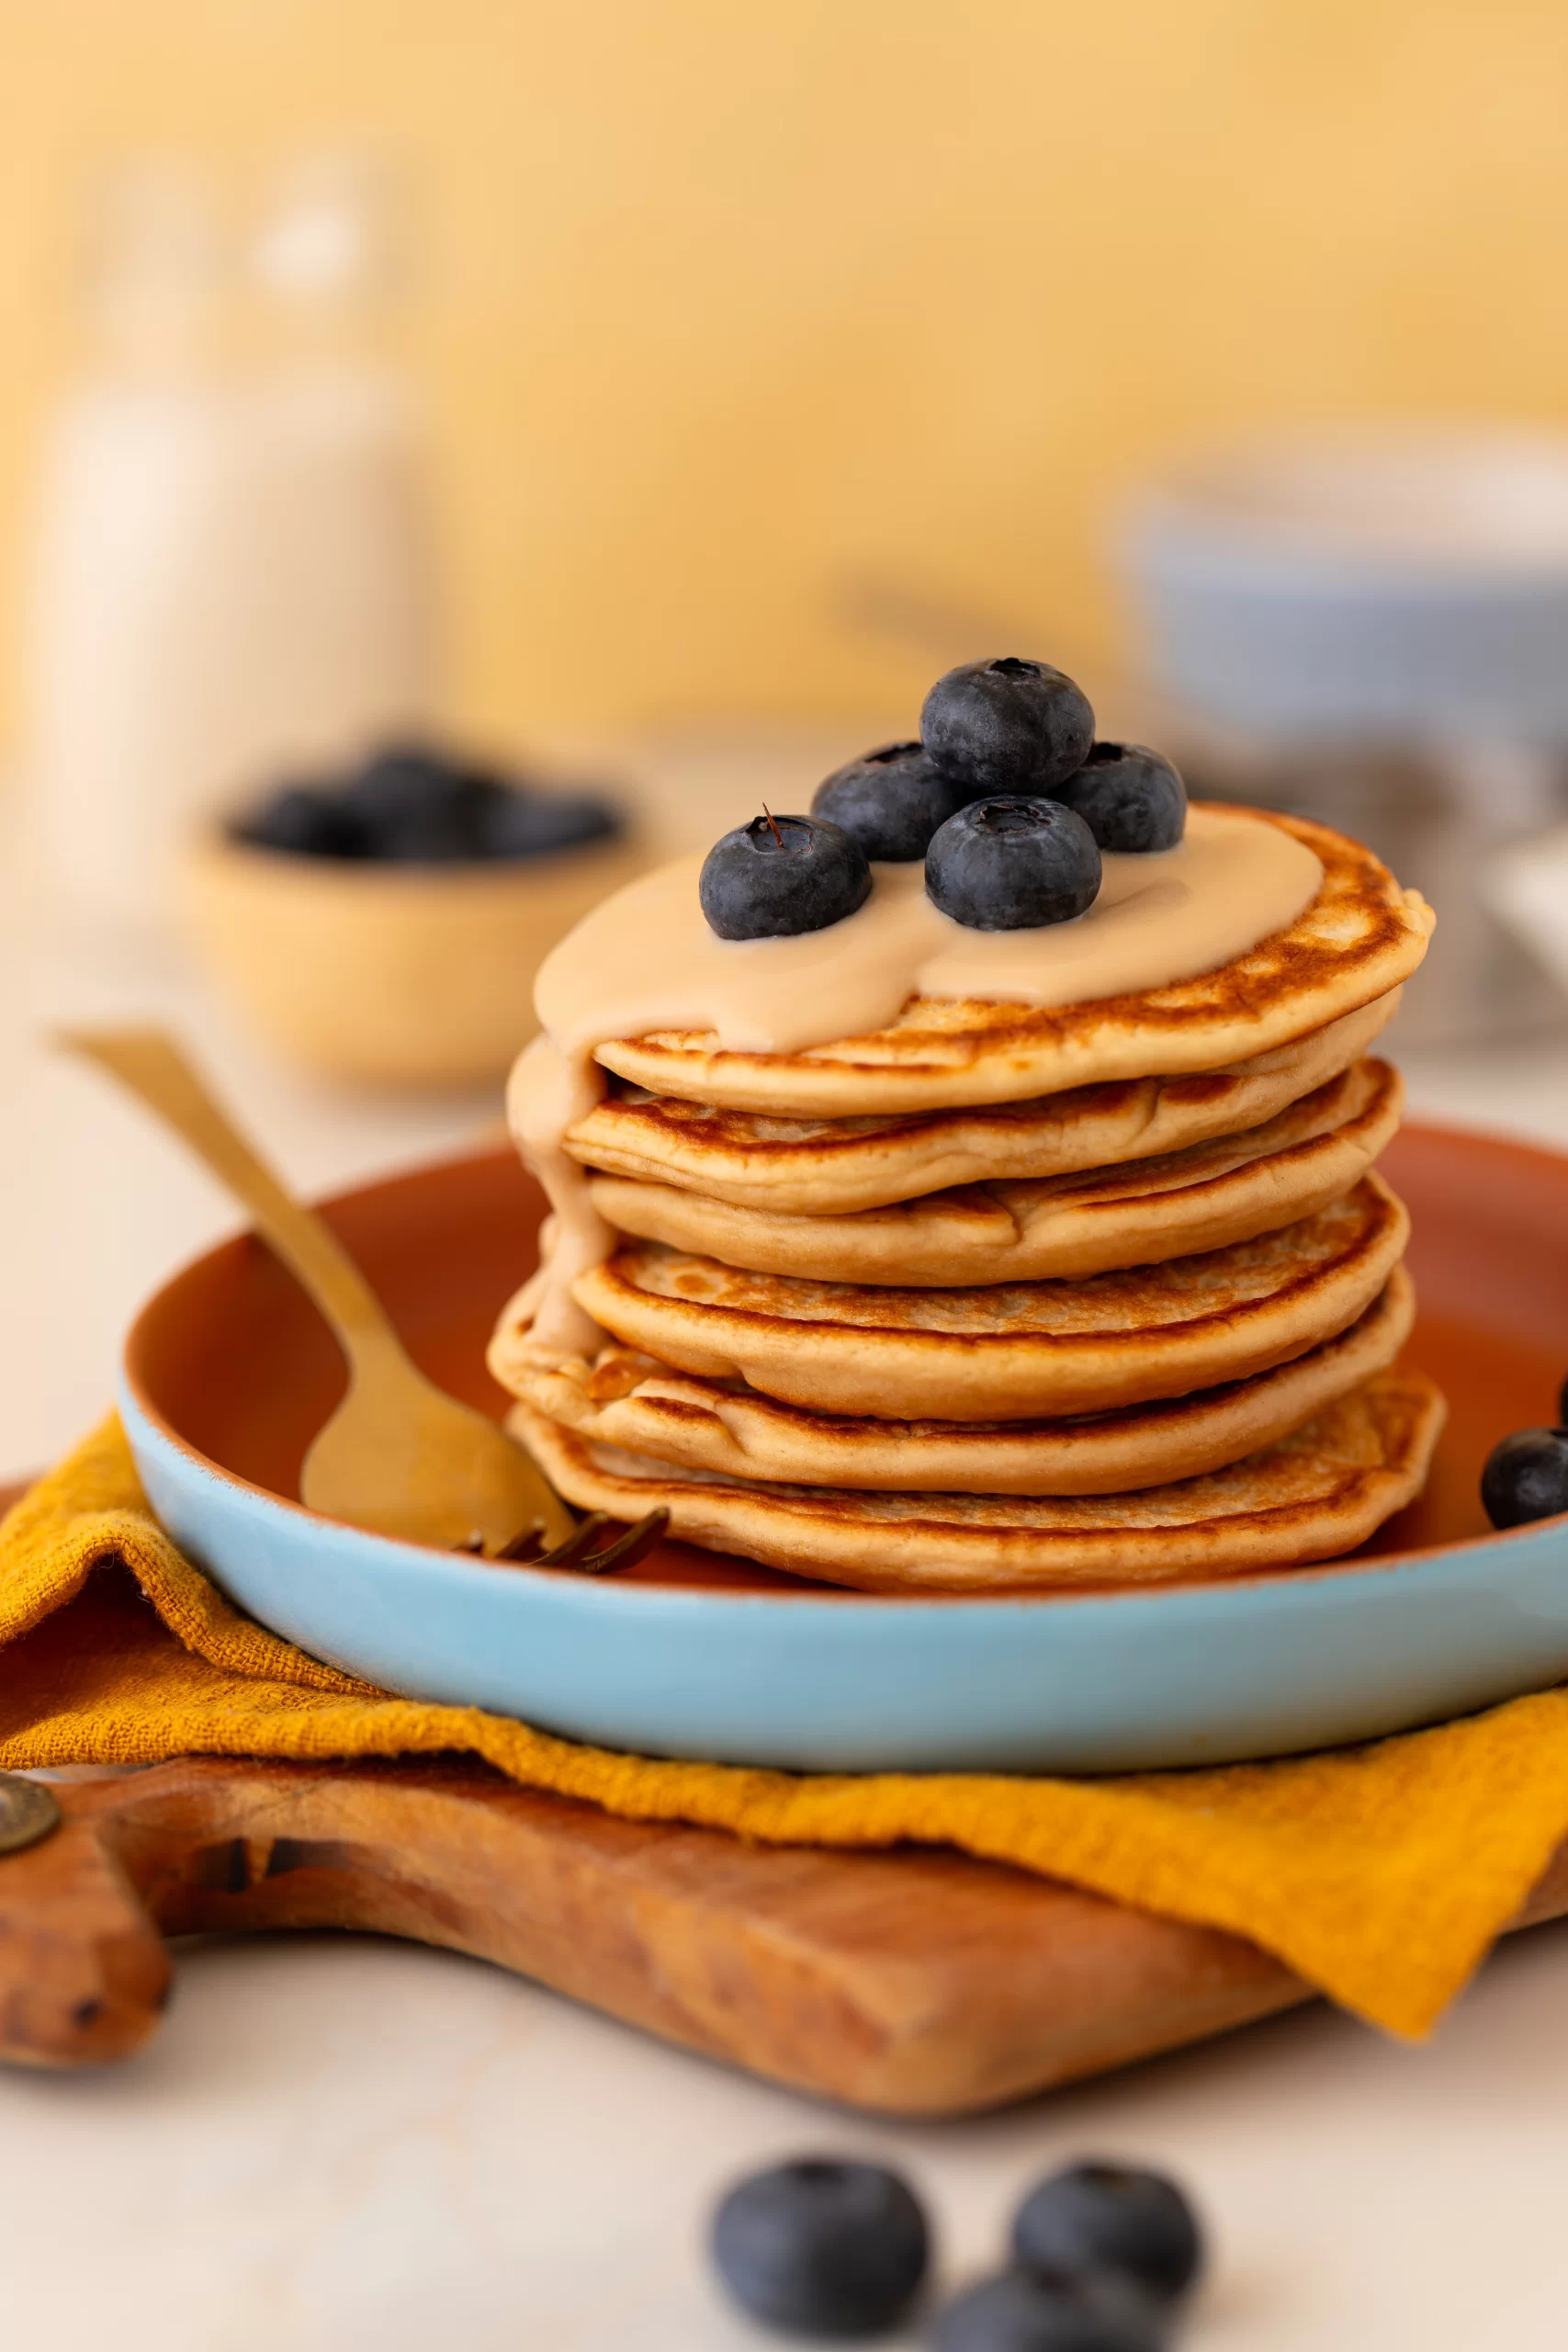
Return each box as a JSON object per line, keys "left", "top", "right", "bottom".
{"left": 698, "top": 655, "right": 1186, "bottom": 943}
{"left": 231, "top": 741, "right": 623, "bottom": 867}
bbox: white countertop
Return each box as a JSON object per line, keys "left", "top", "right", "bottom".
{"left": 7, "top": 775, "right": 1568, "bottom": 2350}
{"left": 6, "top": 1917, "right": 1568, "bottom": 2352}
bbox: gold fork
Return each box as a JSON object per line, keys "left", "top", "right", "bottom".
{"left": 59, "top": 1028, "right": 666, "bottom": 1571}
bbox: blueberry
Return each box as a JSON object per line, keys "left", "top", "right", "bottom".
{"left": 234, "top": 743, "right": 626, "bottom": 865}
{"left": 920, "top": 658, "right": 1095, "bottom": 796}
{"left": 343, "top": 741, "right": 448, "bottom": 821}
{"left": 1481, "top": 1430, "right": 1568, "bottom": 1530}
{"left": 700, "top": 813, "right": 872, "bottom": 940}
{"left": 710, "top": 2156, "right": 929, "bottom": 2338}
{"left": 926, "top": 797, "right": 1100, "bottom": 931}
{"left": 231, "top": 784, "right": 371, "bottom": 860}
{"left": 1012, "top": 2163, "right": 1202, "bottom": 2306}
{"left": 1053, "top": 744, "right": 1186, "bottom": 854}
{"left": 479, "top": 789, "right": 621, "bottom": 860}
{"left": 342, "top": 743, "right": 499, "bottom": 861}
{"left": 932, "top": 2268, "right": 1164, "bottom": 2352}
{"left": 810, "top": 741, "right": 974, "bottom": 863}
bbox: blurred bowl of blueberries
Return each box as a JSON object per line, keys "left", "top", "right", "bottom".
{"left": 186, "top": 741, "right": 642, "bottom": 1087}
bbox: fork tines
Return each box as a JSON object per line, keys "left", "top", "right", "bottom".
{"left": 491, "top": 1507, "right": 670, "bottom": 1576}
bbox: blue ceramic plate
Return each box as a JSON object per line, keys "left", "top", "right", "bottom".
{"left": 119, "top": 1127, "right": 1568, "bottom": 1773}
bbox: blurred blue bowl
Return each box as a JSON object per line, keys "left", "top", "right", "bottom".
{"left": 1122, "top": 432, "right": 1568, "bottom": 741}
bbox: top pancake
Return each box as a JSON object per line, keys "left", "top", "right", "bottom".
{"left": 592, "top": 809, "right": 1432, "bottom": 1116}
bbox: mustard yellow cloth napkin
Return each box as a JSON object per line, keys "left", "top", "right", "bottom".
{"left": 6, "top": 1414, "right": 1568, "bottom": 2040}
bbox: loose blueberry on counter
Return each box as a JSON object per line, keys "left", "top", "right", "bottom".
{"left": 920, "top": 658, "right": 1095, "bottom": 797}
{"left": 710, "top": 2156, "right": 930, "bottom": 2338}
{"left": 926, "top": 797, "right": 1101, "bottom": 931}
{"left": 932, "top": 2267, "right": 1165, "bottom": 2352}
{"left": 1481, "top": 1429, "right": 1568, "bottom": 1530}
{"left": 810, "top": 741, "right": 975, "bottom": 862}
{"left": 700, "top": 812, "right": 872, "bottom": 940}
{"left": 1053, "top": 745, "right": 1187, "bottom": 854}
{"left": 1012, "top": 2164, "right": 1203, "bottom": 2308}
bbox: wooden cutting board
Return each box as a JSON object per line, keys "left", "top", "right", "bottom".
{"left": 6, "top": 1476, "right": 1567, "bottom": 2114}
{"left": 6, "top": 1746, "right": 1568, "bottom": 2113}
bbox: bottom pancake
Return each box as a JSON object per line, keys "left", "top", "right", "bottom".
{"left": 513, "top": 1367, "right": 1444, "bottom": 1593}
{"left": 501, "top": 1269, "right": 1414, "bottom": 1497}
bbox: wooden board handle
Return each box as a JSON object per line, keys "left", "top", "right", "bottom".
{"left": 0, "top": 1798, "right": 170, "bottom": 2066}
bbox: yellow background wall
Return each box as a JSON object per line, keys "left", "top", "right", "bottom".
{"left": 3, "top": 0, "right": 1567, "bottom": 741}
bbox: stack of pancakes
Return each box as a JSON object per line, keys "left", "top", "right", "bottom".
{"left": 491, "top": 811, "right": 1445, "bottom": 1594}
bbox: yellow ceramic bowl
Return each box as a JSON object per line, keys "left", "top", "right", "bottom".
{"left": 186, "top": 829, "right": 647, "bottom": 1087}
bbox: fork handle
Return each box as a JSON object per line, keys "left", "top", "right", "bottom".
{"left": 58, "top": 1029, "right": 400, "bottom": 1373}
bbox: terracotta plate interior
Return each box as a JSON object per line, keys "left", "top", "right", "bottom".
{"left": 124, "top": 1124, "right": 1565, "bottom": 1597}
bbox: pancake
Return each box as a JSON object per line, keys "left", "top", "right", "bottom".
{"left": 514, "top": 1366, "right": 1445, "bottom": 1591}
{"left": 593, "top": 811, "right": 1432, "bottom": 1116}
{"left": 498, "top": 1264, "right": 1414, "bottom": 1497}
{"left": 566, "top": 1174, "right": 1409, "bottom": 1421}
{"left": 585, "top": 1057, "right": 1402, "bottom": 1286}
{"left": 565, "top": 991, "right": 1398, "bottom": 1216}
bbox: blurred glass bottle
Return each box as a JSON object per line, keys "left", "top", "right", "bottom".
{"left": 230, "top": 152, "right": 439, "bottom": 805}
{"left": 26, "top": 162, "right": 233, "bottom": 927}
{"left": 24, "top": 152, "right": 438, "bottom": 930}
